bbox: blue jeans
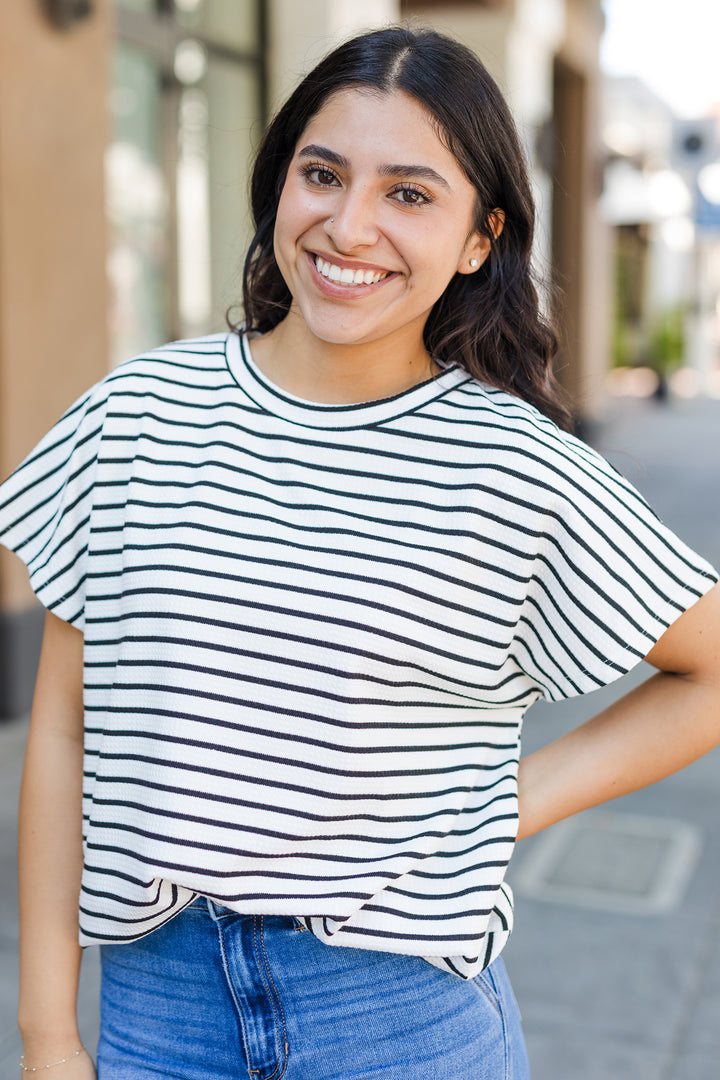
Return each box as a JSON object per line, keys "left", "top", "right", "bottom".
{"left": 97, "top": 896, "right": 529, "bottom": 1079}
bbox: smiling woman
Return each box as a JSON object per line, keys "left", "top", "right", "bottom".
{"left": 241, "top": 26, "right": 562, "bottom": 424}
{"left": 256, "top": 88, "right": 490, "bottom": 401}
{"left": 1, "top": 23, "right": 719, "bottom": 1080}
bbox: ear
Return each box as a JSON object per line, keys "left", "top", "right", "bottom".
{"left": 456, "top": 209, "right": 505, "bottom": 275}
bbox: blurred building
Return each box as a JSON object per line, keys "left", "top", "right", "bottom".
{"left": 602, "top": 74, "right": 720, "bottom": 396}
{"left": 0, "top": 0, "right": 606, "bottom": 717}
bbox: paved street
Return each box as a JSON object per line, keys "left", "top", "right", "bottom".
{"left": 0, "top": 394, "right": 718, "bottom": 1078}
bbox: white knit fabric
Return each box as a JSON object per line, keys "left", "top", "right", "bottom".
{"left": 0, "top": 332, "right": 716, "bottom": 979}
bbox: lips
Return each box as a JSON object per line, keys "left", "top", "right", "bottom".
{"left": 314, "top": 255, "right": 389, "bottom": 287}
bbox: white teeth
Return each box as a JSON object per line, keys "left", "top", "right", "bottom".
{"left": 315, "top": 256, "right": 387, "bottom": 286}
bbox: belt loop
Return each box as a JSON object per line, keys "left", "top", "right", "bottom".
{"left": 206, "top": 896, "right": 224, "bottom": 922}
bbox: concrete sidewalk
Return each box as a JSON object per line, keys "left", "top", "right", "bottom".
{"left": 0, "top": 395, "right": 718, "bottom": 1078}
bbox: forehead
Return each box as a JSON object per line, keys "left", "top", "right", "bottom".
{"left": 294, "top": 88, "right": 463, "bottom": 175}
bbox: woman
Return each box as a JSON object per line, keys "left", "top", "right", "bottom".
{"left": 3, "top": 26, "right": 719, "bottom": 1080}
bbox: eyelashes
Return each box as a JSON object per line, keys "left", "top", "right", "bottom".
{"left": 298, "top": 162, "right": 435, "bottom": 207}
{"left": 392, "top": 185, "right": 433, "bottom": 207}
{"left": 300, "top": 163, "right": 339, "bottom": 188}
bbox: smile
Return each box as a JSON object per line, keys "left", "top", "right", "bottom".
{"left": 314, "top": 256, "right": 388, "bottom": 286}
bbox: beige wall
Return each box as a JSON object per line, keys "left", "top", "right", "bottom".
{"left": 0, "top": 1, "right": 110, "bottom": 610}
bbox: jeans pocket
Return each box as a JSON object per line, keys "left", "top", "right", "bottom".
{"left": 472, "top": 967, "right": 503, "bottom": 1016}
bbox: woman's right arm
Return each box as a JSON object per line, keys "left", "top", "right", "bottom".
{"left": 17, "top": 611, "right": 96, "bottom": 1077}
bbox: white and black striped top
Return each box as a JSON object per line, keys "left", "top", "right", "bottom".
{"left": 1, "top": 332, "right": 716, "bottom": 979}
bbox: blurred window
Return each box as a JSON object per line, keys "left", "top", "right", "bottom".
{"left": 109, "top": 0, "right": 265, "bottom": 365}
{"left": 175, "top": 0, "right": 260, "bottom": 53}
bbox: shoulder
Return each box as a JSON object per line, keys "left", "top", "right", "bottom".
{"left": 440, "top": 377, "right": 637, "bottom": 511}
{"left": 101, "top": 332, "right": 232, "bottom": 395}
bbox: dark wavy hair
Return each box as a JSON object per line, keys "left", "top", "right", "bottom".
{"left": 237, "top": 25, "right": 571, "bottom": 429}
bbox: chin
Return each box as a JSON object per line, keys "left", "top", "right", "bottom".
{"left": 297, "top": 314, "right": 380, "bottom": 348}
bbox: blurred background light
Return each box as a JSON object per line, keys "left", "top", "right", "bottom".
{"left": 174, "top": 39, "right": 207, "bottom": 85}
{"left": 698, "top": 163, "right": 720, "bottom": 206}
{"left": 659, "top": 217, "right": 695, "bottom": 253}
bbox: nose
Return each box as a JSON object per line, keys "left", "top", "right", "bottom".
{"left": 324, "top": 185, "right": 380, "bottom": 251}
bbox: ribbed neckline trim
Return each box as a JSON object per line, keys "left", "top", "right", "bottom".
{"left": 224, "top": 331, "right": 470, "bottom": 430}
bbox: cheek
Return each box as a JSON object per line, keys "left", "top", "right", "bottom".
{"left": 276, "top": 177, "right": 319, "bottom": 234}
{"left": 274, "top": 182, "right": 298, "bottom": 237}
{"left": 406, "top": 228, "right": 468, "bottom": 282}
{"left": 273, "top": 194, "right": 306, "bottom": 275}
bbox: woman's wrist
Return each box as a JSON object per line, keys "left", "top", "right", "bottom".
{"left": 18, "top": 1029, "right": 84, "bottom": 1063}
{"left": 19, "top": 1045, "right": 87, "bottom": 1072}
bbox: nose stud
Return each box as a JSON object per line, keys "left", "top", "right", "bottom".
{"left": 329, "top": 218, "right": 335, "bottom": 224}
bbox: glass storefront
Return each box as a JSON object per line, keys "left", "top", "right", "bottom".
{"left": 108, "top": 0, "right": 264, "bottom": 365}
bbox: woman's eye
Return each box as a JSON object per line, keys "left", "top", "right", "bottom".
{"left": 304, "top": 166, "right": 338, "bottom": 187}
{"left": 393, "top": 187, "right": 431, "bottom": 206}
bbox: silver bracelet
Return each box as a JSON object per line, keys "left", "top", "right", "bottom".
{"left": 19, "top": 1048, "right": 84, "bottom": 1072}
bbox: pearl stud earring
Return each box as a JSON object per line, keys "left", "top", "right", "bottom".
{"left": 469, "top": 258, "right": 479, "bottom": 268}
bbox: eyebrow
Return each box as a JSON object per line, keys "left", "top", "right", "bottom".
{"left": 297, "top": 144, "right": 451, "bottom": 191}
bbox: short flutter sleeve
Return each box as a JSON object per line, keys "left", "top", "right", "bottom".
{"left": 0, "top": 383, "right": 109, "bottom": 631}
{"left": 512, "top": 430, "right": 718, "bottom": 702}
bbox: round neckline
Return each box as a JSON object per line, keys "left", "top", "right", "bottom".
{"left": 224, "top": 332, "right": 470, "bottom": 430}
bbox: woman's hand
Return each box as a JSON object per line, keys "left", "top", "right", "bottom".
{"left": 19, "top": 1045, "right": 95, "bottom": 1079}
{"left": 517, "top": 581, "right": 720, "bottom": 841}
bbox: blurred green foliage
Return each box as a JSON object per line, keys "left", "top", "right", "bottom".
{"left": 647, "top": 306, "right": 685, "bottom": 376}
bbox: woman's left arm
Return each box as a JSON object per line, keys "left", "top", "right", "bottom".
{"left": 517, "top": 581, "right": 720, "bottom": 842}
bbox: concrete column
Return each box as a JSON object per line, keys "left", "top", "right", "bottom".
{"left": 555, "top": 0, "right": 609, "bottom": 419}
{"left": 0, "top": 0, "right": 111, "bottom": 716}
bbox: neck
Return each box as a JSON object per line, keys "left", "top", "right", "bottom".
{"left": 249, "top": 313, "right": 439, "bottom": 405}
